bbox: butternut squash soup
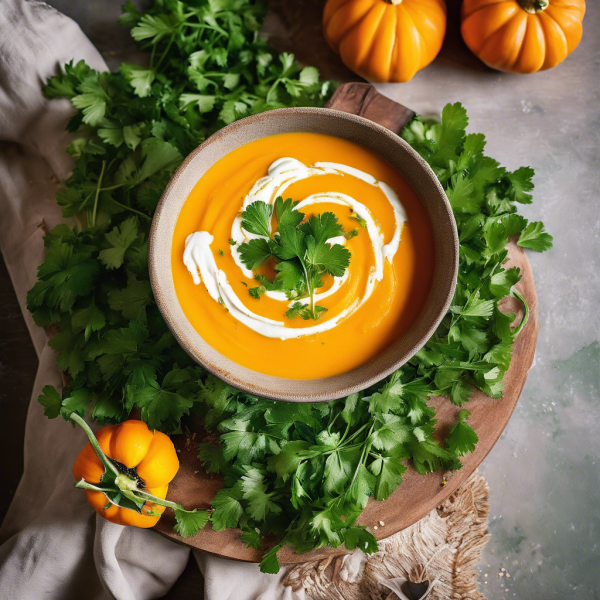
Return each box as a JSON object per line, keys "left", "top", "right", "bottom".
{"left": 172, "top": 133, "right": 434, "bottom": 379}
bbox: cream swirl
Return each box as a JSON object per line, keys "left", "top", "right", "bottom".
{"left": 183, "top": 158, "right": 407, "bottom": 340}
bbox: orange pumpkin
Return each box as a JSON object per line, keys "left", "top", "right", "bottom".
{"left": 461, "top": 0, "right": 586, "bottom": 74}
{"left": 323, "top": 0, "right": 447, "bottom": 83}
{"left": 73, "top": 420, "right": 179, "bottom": 528}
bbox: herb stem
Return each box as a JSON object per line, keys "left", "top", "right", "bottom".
{"left": 110, "top": 198, "right": 151, "bottom": 220}
{"left": 91, "top": 160, "right": 107, "bottom": 228}
{"left": 339, "top": 422, "right": 351, "bottom": 444}
{"left": 155, "top": 36, "right": 175, "bottom": 72}
{"left": 511, "top": 289, "right": 529, "bottom": 337}
{"left": 98, "top": 183, "right": 125, "bottom": 192}
{"left": 344, "top": 422, "right": 372, "bottom": 446}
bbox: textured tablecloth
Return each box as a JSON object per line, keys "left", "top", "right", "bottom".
{"left": 0, "top": 1, "right": 308, "bottom": 598}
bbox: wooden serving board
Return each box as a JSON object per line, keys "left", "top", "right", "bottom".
{"left": 153, "top": 83, "right": 539, "bottom": 564}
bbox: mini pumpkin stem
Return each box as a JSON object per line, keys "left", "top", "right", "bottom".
{"left": 517, "top": 0, "right": 549, "bottom": 14}
{"left": 71, "top": 413, "right": 120, "bottom": 479}
{"left": 71, "top": 413, "right": 189, "bottom": 513}
{"left": 75, "top": 477, "right": 181, "bottom": 511}
{"left": 383, "top": 0, "right": 403, "bottom": 5}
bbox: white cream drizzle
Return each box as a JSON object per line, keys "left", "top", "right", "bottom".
{"left": 183, "top": 158, "right": 407, "bottom": 340}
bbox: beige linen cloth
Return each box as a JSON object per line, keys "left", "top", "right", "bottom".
{"left": 0, "top": 1, "right": 307, "bottom": 598}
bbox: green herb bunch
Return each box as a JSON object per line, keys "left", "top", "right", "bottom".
{"left": 29, "top": 0, "right": 333, "bottom": 430}
{"left": 238, "top": 197, "right": 352, "bottom": 320}
{"left": 401, "top": 106, "right": 552, "bottom": 403}
{"left": 27, "top": 0, "right": 552, "bottom": 574}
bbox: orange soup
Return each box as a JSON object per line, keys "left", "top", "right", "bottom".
{"left": 172, "top": 132, "right": 434, "bottom": 379}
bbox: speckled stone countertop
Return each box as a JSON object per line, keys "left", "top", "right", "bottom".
{"left": 16, "top": 1, "right": 600, "bottom": 598}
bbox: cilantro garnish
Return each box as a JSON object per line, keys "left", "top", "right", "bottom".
{"left": 248, "top": 285, "right": 265, "bottom": 299}
{"left": 446, "top": 409, "right": 479, "bottom": 457}
{"left": 28, "top": 0, "right": 552, "bottom": 576}
{"left": 350, "top": 213, "right": 367, "bottom": 229}
{"left": 237, "top": 198, "right": 351, "bottom": 320}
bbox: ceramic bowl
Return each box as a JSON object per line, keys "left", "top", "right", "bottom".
{"left": 149, "top": 108, "right": 458, "bottom": 402}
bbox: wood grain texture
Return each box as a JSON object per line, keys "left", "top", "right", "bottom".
{"left": 154, "top": 85, "right": 538, "bottom": 565}
{"left": 325, "top": 82, "right": 415, "bottom": 134}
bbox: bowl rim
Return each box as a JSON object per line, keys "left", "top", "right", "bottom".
{"left": 149, "top": 107, "right": 458, "bottom": 402}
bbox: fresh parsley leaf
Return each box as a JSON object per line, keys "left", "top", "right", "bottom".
{"left": 273, "top": 260, "right": 304, "bottom": 291}
{"left": 370, "top": 455, "right": 406, "bottom": 501}
{"left": 173, "top": 508, "right": 210, "bottom": 537}
{"left": 300, "top": 212, "right": 344, "bottom": 245}
{"left": 273, "top": 224, "right": 306, "bottom": 261}
{"left": 242, "top": 201, "right": 273, "bottom": 238}
{"left": 343, "top": 527, "right": 378, "bottom": 554}
{"left": 38, "top": 385, "right": 62, "bottom": 419}
{"left": 346, "top": 464, "right": 376, "bottom": 509}
{"left": 238, "top": 238, "right": 272, "bottom": 270}
{"left": 72, "top": 299, "right": 106, "bottom": 341}
{"left": 70, "top": 74, "right": 109, "bottom": 126}
{"left": 447, "top": 410, "right": 479, "bottom": 457}
{"left": 248, "top": 285, "right": 265, "bottom": 299}
{"left": 107, "top": 272, "right": 152, "bottom": 321}
{"left": 241, "top": 528, "right": 262, "bottom": 550}
{"left": 285, "top": 302, "right": 306, "bottom": 320}
{"left": 259, "top": 544, "right": 283, "bottom": 574}
{"left": 241, "top": 467, "right": 282, "bottom": 521}
{"left": 274, "top": 196, "right": 304, "bottom": 230}
{"left": 507, "top": 167, "right": 534, "bottom": 204}
{"left": 517, "top": 221, "right": 553, "bottom": 251}
{"left": 211, "top": 488, "right": 243, "bottom": 531}
{"left": 197, "top": 443, "right": 226, "bottom": 474}
{"left": 119, "top": 63, "right": 156, "bottom": 98}
{"left": 305, "top": 236, "right": 350, "bottom": 277}
{"left": 98, "top": 217, "right": 139, "bottom": 269}
{"left": 130, "top": 13, "right": 174, "bottom": 43}
{"left": 132, "top": 368, "right": 195, "bottom": 432}
{"left": 27, "top": 241, "right": 98, "bottom": 313}
{"left": 489, "top": 267, "right": 521, "bottom": 297}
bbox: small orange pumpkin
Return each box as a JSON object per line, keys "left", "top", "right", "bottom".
{"left": 323, "top": 0, "right": 447, "bottom": 83}
{"left": 461, "top": 0, "right": 586, "bottom": 74}
{"left": 73, "top": 420, "right": 179, "bottom": 528}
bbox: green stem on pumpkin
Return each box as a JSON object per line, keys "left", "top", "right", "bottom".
{"left": 75, "top": 479, "right": 117, "bottom": 494}
{"left": 70, "top": 413, "right": 120, "bottom": 479}
{"left": 125, "top": 488, "right": 182, "bottom": 511}
{"left": 71, "top": 413, "right": 210, "bottom": 528}
{"left": 76, "top": 477, "right": 187, "bottom": 511}
{"left": 517, "top": 0, "right": 549, "bottom": 14}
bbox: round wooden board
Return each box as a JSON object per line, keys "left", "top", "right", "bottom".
{"left": 154, "top": 243, "right": 537, "bottom": 566}
{"left": 153, "top": 84, "right": 539, "bottom": 563}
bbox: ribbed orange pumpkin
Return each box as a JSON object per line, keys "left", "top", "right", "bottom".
{"left": 461, "top": 0, "right": 586, "bottom": 74}
{"left": 73, "top": 420, "right": 179, "bottom": 528}
{"left": 323, "top": 0, "right": 447, "bottom": 83}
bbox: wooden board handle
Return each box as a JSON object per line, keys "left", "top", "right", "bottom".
{"left": 325, "top": 82, "right": 415, "bottom": 135}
